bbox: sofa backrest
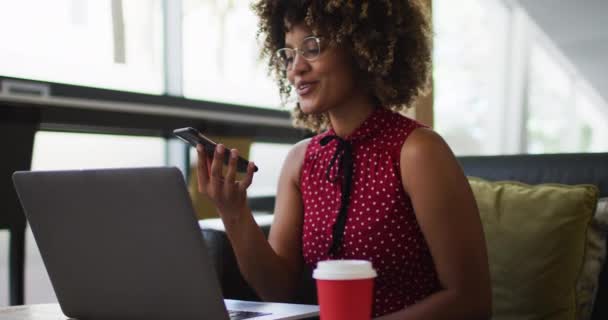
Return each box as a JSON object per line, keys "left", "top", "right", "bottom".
{"left": 458, "top": 153, "right": 608, "bottom": 197}
{"left": 459, "top": 152, "right": 608, "bottom": 320}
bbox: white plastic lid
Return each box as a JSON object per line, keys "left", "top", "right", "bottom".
{"left": 313, "top": 260, "right": 377, "bottom": 280}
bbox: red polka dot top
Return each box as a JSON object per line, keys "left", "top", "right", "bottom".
{"left": 300, "top": 107, "right": 441, "bottom": 317}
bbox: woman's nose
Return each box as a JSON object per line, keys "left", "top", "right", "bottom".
{"left": 291, "top": 52, "right": 310, "bottom": 74}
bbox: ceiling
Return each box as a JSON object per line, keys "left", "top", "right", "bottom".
{"left": 518, "top": 0, "right": 608, "bottom": 102}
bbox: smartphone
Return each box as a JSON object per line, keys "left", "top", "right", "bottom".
{"left": 173, "top": 127, "right": 258, "bottom": 173}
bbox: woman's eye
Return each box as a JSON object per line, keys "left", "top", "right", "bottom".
{"left": 284, "top": 57, "right": 294, "bottom": 67}
{"left": 305, "top": 48, "right": 317, "bottom": 55}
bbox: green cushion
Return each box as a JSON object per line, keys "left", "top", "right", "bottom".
{"left": 468, "top": 177, "right": 599, "bottom": 320}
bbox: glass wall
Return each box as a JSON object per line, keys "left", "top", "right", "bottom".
{"left": 248, "top": 142, "right": 292, "bottom": 196}
{"left": 526, "top": 43, "right": 574, "bottom": 153}
{"left": 0, "top": 0, "right": 164, "bottom": 94}
{"left": 434, "top": 0, "right": 608, "bottom": 155}
{"left": 526, "top": 40, "right": 608, "bottom": 153}
{"left": 31, "top": 131, "right": 166, "bottom": 170}
{"left": 433, "top": 0, "right": 510, "bottom": 155}
{"left": 182, "top": 0, "right": 283, "bottom": 109}
{"left": 574, "top": 86, "right": 608, "bottom": 153}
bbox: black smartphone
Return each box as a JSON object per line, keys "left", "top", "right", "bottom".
{"left": 173, "top": 127, "right": 258, "bottom": 173}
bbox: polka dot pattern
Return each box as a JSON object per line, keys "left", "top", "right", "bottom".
{"left": 300, "top": 108, "right": 441, "bottom": 317}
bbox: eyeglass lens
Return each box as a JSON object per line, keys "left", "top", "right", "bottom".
{"left": 276, "top": 37, "right": 320, "bottom": 71}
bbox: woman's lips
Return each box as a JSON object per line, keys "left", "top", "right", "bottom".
{"left": 296, "top": 82, "right": 318, "bottom": 96}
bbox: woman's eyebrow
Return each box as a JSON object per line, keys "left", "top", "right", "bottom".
{"left": 284, "top": 34, "right": 315, "bottom": 48}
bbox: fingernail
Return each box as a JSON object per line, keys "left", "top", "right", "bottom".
{"left": 196, "top": 144, "right": 202, "bottom": 152}
{"left": 231, "top": 149, "right": 238, "bottom": 159}
{"left": 216, "top": 144, "right": 224, "bottom": 153}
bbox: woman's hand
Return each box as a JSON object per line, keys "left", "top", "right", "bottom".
{"left": 196, "top": 143, "right": 256, "bottom": 223}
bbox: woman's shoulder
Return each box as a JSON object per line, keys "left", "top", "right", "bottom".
{"left": 400, "top": 127, "right": 455, "bottom": 168}
{"left": 280, "top": 138, "right": 312, "bottom": 182}
{"left": 376, "top": 109, "right": 430, "bottom": 158}
{"left": 374, "top": 109, "right": 426, "bottom": 141}
{"left": 401, "top": 123, "right": 447, "bottom": 149}
{"left": 288, "top": 138, "right": 312, "bottom": 160}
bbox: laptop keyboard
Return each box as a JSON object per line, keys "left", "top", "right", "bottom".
{"left": 228, "top": 309, "right": 271, "bottom": 320}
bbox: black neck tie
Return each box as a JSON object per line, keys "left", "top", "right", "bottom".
{"left": 320, "top": 135, "right": 354, "bottom": 257}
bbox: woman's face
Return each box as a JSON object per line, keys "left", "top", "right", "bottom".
{"left": 284, "top": 24, "right": 358, "bottom": 114}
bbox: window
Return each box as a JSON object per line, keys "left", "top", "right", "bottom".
{"left": 0, "top": 0, "right": 164, "bottom": 94}
{"left": 526, "top": 43, "right": 574, "bottom": 153}
{"left": 31, "top": 131, "right": 166, "bottom": 170}
{"left": 574, "top": 86, "right": 608, "bottom": 152}
{"left": 433, "top": 0, "right": 510, "bottom": 155}
{"left": 248, "top": 142, "right": 292, "bottom": 197}
{"left": 526, "top": 39, "right": 608, "bottom": 153}
{"left": 182, "top": 0, "right": 283, "bottom": 109}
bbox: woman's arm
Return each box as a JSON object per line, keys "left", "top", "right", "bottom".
{"left": 376, "top": 128, "right": 491, "bottom": 320}
{"left": 196, "top": 139, "right": 309, "bottom": 302}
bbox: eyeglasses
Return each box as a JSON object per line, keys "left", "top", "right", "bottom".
{"left": 275, "top": 36, "right": 322, "bottom": 71}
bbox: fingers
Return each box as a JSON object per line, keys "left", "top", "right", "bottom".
{"left": 196, "top": 144, "right": 209, "bottom": 193}
{"left": 206, "top": 157, "right": 212, "bottom": 176}
{"left": 224, "top": 149, "right": 238, "bottom": 193}
{"left": 210, "top": 144, "right": 225, "bottom": 186}
{"left": 238, "top": 161, "right": 256, "bottom": 192}
{"left": 199, "top": 142, "right": 253, "bottom": 205}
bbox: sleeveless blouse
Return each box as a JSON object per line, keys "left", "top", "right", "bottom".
{"left": 300, "top": 108, "right": 441, "bottom": 317}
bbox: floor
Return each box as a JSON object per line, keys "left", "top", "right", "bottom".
{"left": 0, "top": 228, "right": 57, "bottom": 307}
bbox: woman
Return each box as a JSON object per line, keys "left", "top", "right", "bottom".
{"left": 196, "top": 1, "right": 491, "bottom": 318}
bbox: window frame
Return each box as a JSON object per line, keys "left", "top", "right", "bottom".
{"left": 0, "top": 75, "right": 306, "bottom": 143}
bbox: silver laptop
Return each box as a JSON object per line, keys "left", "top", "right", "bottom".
{"left": 12, "top": 167, "right": 319, "bottom": 320}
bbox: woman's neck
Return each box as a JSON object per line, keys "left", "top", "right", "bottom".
{"left": 327, "top": 95, "right": 377, "bottom": 138}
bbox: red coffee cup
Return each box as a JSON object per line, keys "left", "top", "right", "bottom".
{"left": 313, "top": 260, "right": 377, "bottom": 320}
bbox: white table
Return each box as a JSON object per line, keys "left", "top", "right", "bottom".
{"left": 0, "top": 304, "right": 67, "bottom": 320}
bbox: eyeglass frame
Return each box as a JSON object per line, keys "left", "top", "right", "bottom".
{"left": 275, "top": 36, "right": 323, "bottom": 71}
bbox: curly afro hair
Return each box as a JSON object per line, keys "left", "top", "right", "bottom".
{"left": 252, "top": 0, "right": 432, "bottom": 132}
